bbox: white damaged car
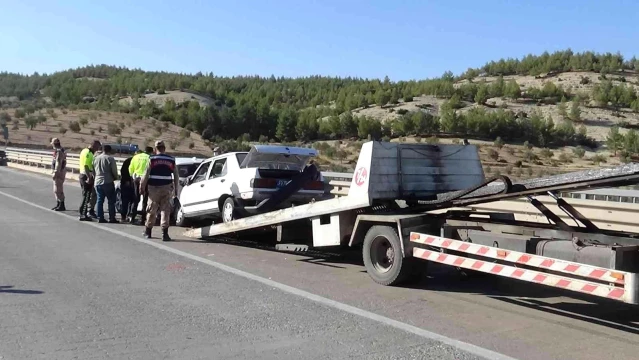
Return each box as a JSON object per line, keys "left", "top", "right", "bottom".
{"left": 175, "top": 145, "right": 325, "bottom": 226}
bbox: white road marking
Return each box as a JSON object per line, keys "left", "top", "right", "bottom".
{"left": 0, "top": 180, "right": 517, "bottom": 360}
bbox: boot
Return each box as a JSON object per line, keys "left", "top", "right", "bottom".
{"left": 89, "top": 210, "right": 98, "bottom": 219}
{"left": 143, "top": 227, "right": 152, "bottom": 239}
{"left": 51, "top": 201, "right": 60, "bottom": 210}
{"left": 55, "top": 201, "right": 66, "bottom": 211}
{"left": 162, "top": 228, "right": 171, "bottom": 242}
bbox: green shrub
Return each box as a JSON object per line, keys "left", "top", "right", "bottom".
{"left": 558, "top": 152, "right": 573, "bottom": 163}
{"left": 68, "top": 121, "right": 81, "bottom": 133}
{"left": 573, "top": 147, "right": 586, "bottom": 158}
{"left": 107, "top": 123, "right": 121, "bottom": 136}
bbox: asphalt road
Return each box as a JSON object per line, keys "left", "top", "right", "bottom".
{"left": 2, "top": 166, "right": 639, "bottom": 360}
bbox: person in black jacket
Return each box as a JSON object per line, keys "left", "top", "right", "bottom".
{"left": 119, "top": 156, "right": 135, "bottom": 222}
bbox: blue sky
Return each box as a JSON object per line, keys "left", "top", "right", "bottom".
{"left": 1, "top": 0, "right": 638, "bottom": 80}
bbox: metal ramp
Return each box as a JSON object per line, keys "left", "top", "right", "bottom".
{"left": 407, "top": 163, "right": 639, "bottom": 210}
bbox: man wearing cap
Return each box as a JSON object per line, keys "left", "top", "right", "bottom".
{"left": 128, "top": 146, "right": 152, "bottom": 224}
{"left": 140, "top": 140, "right": 179, "bottom": 241}
{"left": 50, "top": 138, "right": 67, "bottom": 211}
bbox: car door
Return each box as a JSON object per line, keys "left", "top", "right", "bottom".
{"left": 179, "top": 160, "right": 212, "bottom": 216}
{"left": 203, "top": 157, "right": 229, "bottom": 212}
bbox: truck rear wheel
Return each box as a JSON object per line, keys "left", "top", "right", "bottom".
{"left": 362, "top": 225, "right": 420, "bottom": 286}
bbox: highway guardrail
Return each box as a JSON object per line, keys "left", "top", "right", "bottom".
{"left": 5, "top": 147, "right": 639, "bottom": 232}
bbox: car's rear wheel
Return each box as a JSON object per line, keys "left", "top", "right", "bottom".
{"left": 222, "top": 197, "right": 236, "bottom": 223}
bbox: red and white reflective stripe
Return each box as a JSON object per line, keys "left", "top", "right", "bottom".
{"left": 410, "top": 233, "right": 625, "bottom": 285}
{"left": 413, "top": 248, "right": 628, "bottom": 302}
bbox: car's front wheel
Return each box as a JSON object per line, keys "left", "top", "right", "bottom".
{"left": 115, "top": 188, "right": 122, "bottom": 214}
{"left": 174, "top": 203, "right": 190, "bottom": 227}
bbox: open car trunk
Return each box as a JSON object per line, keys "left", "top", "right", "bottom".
{"left": 240, "top": 145, "right": 318, "bottom": 173}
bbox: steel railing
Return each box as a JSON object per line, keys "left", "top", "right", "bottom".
{"left": 2, "top": 147, "right": 353, "bottom": 196}
{"left": 5, "top": 146, "right": 639, "bottom": 232}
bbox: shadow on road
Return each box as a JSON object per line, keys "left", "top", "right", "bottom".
{"left": 399, "top": 264, "right": 639, "bottom": 338}
{"left": 130, "top": 228, "right": 639, "bottom": 337}
{"left": 0, "top": 285, "right": 44, "bottom": 295}
{"left": 181, "top": 232, "right": 365, "bottom": 268}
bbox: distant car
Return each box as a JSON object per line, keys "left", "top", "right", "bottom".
{"left": 106, "top": 143, "right": 139, "bottom": 155}
{"left": 115, "top": 156, "right": 204, "bottom": 224}
{"left": 175, "top": 145, "right": 324, "bottom": 227}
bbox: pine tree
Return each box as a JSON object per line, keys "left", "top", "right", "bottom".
{"left": 606, "top": 126, "right": 624, "bottom": 156}
{"left": 557, "top": 97, "right": 568, "bottom": 119}
{"left": 624, "top": 129, "right": 638, "bottom": 155}
{"left": 275, "top": 109, "right": 298, "bottom": 142}
{"left": 504, "top": 80, "right": 521, "bottom": 99}
{"left": 570, "top": 101, "right": 581, "bottom": 121}
{"left": 474, "top": 85, "right": 488, "bottom": 105}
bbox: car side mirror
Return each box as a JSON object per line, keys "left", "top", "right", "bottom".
{"left": 186, "top": 175, "right": 193, "bottom": 185}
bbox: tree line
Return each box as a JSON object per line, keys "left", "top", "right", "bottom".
{"left": 606, "top": 126, "right": 639, "bottom": 160}
{"left": 0, "top": 49, "right": 636, "bottom": 145}
{"left": 462, "top": 49, "right": 639, "bottom": 78}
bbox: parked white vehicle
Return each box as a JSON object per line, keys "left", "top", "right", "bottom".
{"left": 175, "top": 145, "right": 325, "bottom": 227}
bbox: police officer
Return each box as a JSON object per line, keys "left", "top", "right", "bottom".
{"left": 140, "top": 140, "right": 179, "bottom": 241}
{"left": 50, "top": 138, "right": 67, "bottom": 211}
{"left": 128, "top": 146, "right": 152, "bottom": 224}
{"left": 78, "top": 140, "right": 101, "bottom": 220}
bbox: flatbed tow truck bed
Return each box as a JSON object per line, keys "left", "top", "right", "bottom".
{"left": 184, "top": 141, "right": 639, "bottom": 305}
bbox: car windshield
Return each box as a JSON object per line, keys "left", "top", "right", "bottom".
{"left": 177, "top": 163, "right": 201, "bottom": 178}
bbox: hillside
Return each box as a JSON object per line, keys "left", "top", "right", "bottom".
{"left": 346, "top": 70, "right": 639, "bottom": 143}
{"left": 2, "top": 49, "right": 639, "bottom": 177}
{"left": 0, "top": 108, "right": 212, "bottom": 156}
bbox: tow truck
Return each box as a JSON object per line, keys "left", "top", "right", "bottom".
{"left": 184, "top": 141, "right": 639, "bottom": 305}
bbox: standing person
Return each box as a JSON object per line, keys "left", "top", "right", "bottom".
{"left": 119, "top": 155, "right": 134, "bottom": 222}
{"left": 140, "top": 140, "right": 179, "bottom": 241}
{"left": 93, "top": 145, "right": 120, "bottom": 223}
{"left": 50, "top": 138, "right": 67, "bottom": 211}
{"left": 128, "top": 146, "right": 152, "bottom": 224}
{"left": 78, "top": 140, "right": 101, "bottom": 221}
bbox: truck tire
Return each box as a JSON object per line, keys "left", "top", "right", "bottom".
{"left": 362, "top": 225, "right": 420, "bottom": 286}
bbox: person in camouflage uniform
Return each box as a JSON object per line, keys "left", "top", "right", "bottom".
{"left": 50, "top": 138, "right": 67, "bottom": 211}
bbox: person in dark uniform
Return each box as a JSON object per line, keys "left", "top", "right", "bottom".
{"left": 119, "top": 155, "right": 134, "bottom": 222}
{"left": 140, "top": 140, "right": 180, "bottom": 241}
{"left": 51, "top": 138, "right": 67, "bottom": 211}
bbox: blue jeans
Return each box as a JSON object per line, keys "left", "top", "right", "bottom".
{"left": 96, "top": 183, "right": 116, "bottom": 221}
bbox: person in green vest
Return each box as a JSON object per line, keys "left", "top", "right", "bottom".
{"left": 128, "top": 146, "right": 153, "bottom": 224}
{"left": 78, "top": 140, "right": 101, "bottom": 220}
